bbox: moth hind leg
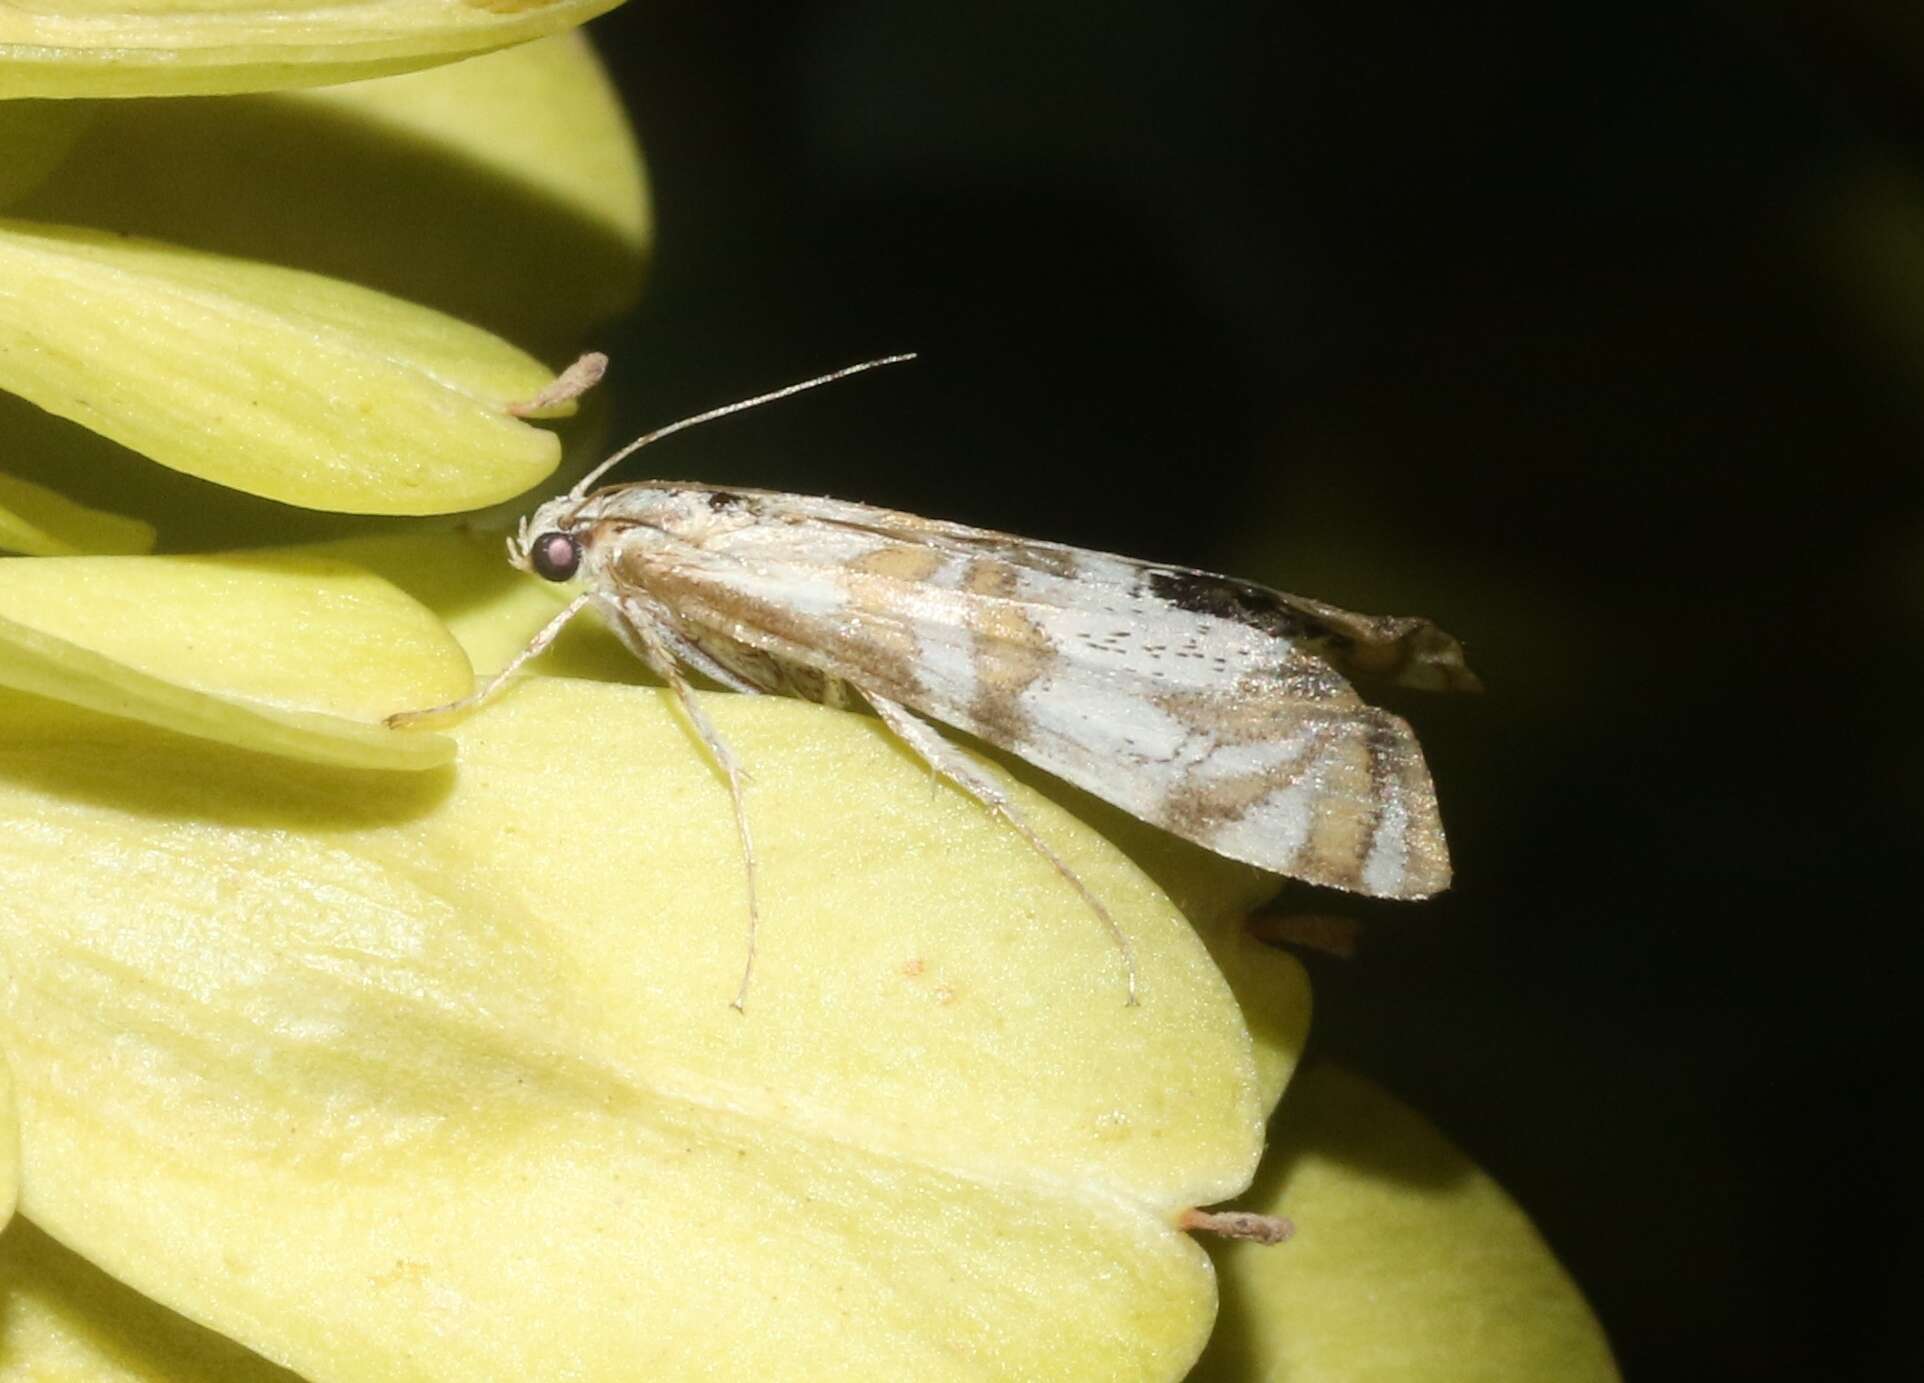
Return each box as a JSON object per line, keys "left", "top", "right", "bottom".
{"left": 860, "top": 691, "right": 1140, "bottom": 1005}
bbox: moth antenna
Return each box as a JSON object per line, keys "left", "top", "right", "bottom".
{"left": 568, "top": 353, "right": 918, "bottom": 500}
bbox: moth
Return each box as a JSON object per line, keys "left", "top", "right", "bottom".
{"left": 391, "top": 358, "right": 1478, "bottom": 1007}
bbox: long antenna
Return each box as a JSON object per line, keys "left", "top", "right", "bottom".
{"left": 568, "top": 353, "right": 918, "bottom": 500}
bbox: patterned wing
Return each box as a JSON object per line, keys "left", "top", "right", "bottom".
{"left": 613, "top": 485, "right": 1467, "bottom": 898}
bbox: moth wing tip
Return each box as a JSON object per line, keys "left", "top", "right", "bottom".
{"left": 1394, "top": 625, "right": 1483, "bottom": 694}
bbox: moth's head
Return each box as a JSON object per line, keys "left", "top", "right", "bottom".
{"left": 508, "top": 496, "right": 585, "bottom": 584}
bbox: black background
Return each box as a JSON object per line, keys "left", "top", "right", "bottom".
{"left": 584, "top": 4, "right": 1920, "bottom": 1378}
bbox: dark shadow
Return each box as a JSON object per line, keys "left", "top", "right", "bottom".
{"left": 0, "top": 1219, "right": 304, "bottom": 1382}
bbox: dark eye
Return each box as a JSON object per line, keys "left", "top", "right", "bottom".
{"left": 529, "top": 531, "right": 580, "bottom": 581}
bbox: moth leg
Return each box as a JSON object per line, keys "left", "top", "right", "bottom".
{"left": 819, "top": 674, "right": 854, "bottom": 711}
{"left": 861, "top": 691, "right": 1140, "bottom": 1005}
{"left": 386, "top": 591, "right": 592, "bottom": 727}
{"left": 613, "top": 608, "right": 765, "bottom": 1013}
{"left": 603, "top": 604, "right": 766, "bottom": 697}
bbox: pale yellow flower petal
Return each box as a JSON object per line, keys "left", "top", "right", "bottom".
{"left": 1006, "top": 773, "right": 1312, "bottom": 1115}
{"left": 1194, "top": 1065, "right": 1620, "bottom": 1382}
{"left": 0, "top": 1220, "right": 300, "bottom": 1382}
{"left": 1196, "top": 916, "right": 1311, "bottom": 1114}
{"left": 0, "top": 552, "right": 469, "bottom": 768}
{"left": 0, "top": 471, "right": 155, "bottom": 556}
{"left": 0, "top": 218, "right": 576, "bottom": 513}
{"left": 14, "top": 34, "right": 650, "bottom": 355}
{"left": 0, "top": 678, "right": 1273, "bottom": 1381}
{"left": 0, "top": 0, "right": 624, "bottom": 100}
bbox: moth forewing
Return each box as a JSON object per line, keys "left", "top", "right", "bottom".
{"left": 583, "top": 489, "right": 1465, "bottom": 901}
{"left": 388, "top": 363, "right": 1475, "bottom": 1005}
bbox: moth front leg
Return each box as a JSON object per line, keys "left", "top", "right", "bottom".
{"left": 861, "top": 691, "right": 1140, "bottom": 1005}
{"left": 387, "top": 591, "right": 593, "bottom": 728}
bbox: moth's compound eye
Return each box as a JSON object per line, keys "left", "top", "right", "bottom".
{"left": 529, "top": 531, "right": 580, "bottom": 582}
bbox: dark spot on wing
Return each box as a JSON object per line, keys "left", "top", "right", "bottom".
{"left": 706, "top": 490, "right": 748, "bottom": 511}
{"left": 1145, "top": 569, "right": 1325, "bottom": 642}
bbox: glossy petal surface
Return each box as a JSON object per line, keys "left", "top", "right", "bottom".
{"left": 0, "top": 219, "right": 573, "bottom": 513}
{"left": 0, "top": 552, "right": 467, "bottom": 768}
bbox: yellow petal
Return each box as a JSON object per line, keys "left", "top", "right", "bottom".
{"left": 0, "top": 1220, "right": 299, "bottom": 1382}
{"left": 0, "top": 678, "right": 1272, "bottom": 1380}
{"left": 1194, "top": 1065, "right": 1620, "bottom": 1382}
{"left": 0, "top": 218, "right": 575, "bottom": 513}
{"left": 998, "top": 764, "right": 1312, "bottom": 1115}
{"left": 1195, "top": 914, "right": 1311, "bottom": 1115}
{"left": 14, "top": 34, "right": 650, "bottom": 355}
{"left": 0, "top": 552, "right": 469, "bottom": 768}
{"left": 0, "top": 0, "right": 623, "bottom": 100}
{"left": 0, "top": 471, "right": 155, "bottom": 556}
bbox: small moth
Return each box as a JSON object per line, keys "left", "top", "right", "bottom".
{"left": 391, "top": 358, "right": 1478, "bottom": 1008}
